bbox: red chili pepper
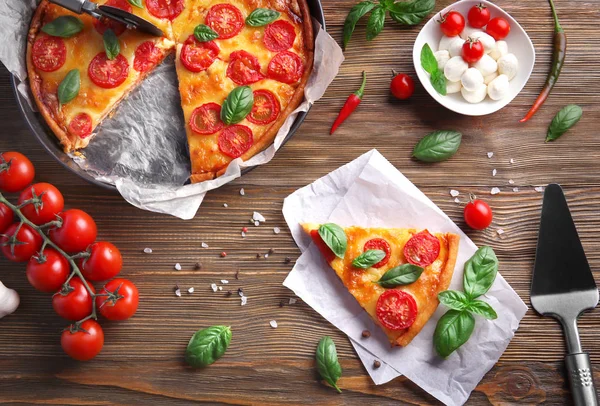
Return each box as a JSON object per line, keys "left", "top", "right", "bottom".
{"left": 330, "top": 71, "right": 366, "bottom": 135}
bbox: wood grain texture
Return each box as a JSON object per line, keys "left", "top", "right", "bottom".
{"left": 1, "top": 0, "right": 599, "bottom": 404}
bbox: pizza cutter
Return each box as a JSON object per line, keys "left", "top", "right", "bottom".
{"left": 48, "top": 0, "right": 164, "bottom": 37}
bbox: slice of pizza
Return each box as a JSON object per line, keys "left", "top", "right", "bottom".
{"left": 302, "top": 223, "right": 460, "bottom": 347}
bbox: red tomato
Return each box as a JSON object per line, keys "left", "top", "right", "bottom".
{"left": 134, "top": 41, "right": 163, "bottom": 72}
{"left": 467, "top": 3, "right": 491, "bottom": 29}
{"left": 49, "top": 209, "right": 97, "bottom": 254}
{"left": 0, "top": 152, "right": 35, "bottom": 193}
{"left": 218, "top": 125, "right": 254, "bottom": 158}
{"left": 80, "top": 242, "right": 123, "bottom": 282}
{"left": 93, "top": 0, "right": 131, "bottom": 36}
{"left": 226, "top": 50, "right": 264, "bottom": 85}
{"left": 267, "top": 51, "right": 304, "bottom": 84}
{"left": 205, "top": 4, "right": 244, "bottom": 39}
{"left": 96, "top": 278, "right": 139, "bottom": 321}
{"left": 18, "top": 183, "right": 64, "bottom": 226}
{"left": 53, "top": 277, "right": 95, "bottom": 321}
{"left": 180, "top": 36, "right": 220, "bottom": 73}
{"left": 32, "top": 35, "right": 67, "bottom": 72}
{"left": 486, "top": 17, "right": 510, "bottom": 40}
{"left": 309, "top": 229, "right": 336, "bottom": 263}
{"left": 438, "top": 11, "right": 465, "bottom": 37}
{"left": 26, "top": 248, "right": 70, "bottom": 293}
{"left": 88, "top": 53, "right": 130, "bottom": 89}
{"left": 189, "top": 103, "right": 224, "bottom": 135}
{"left": 68, "top": 113, "right": 93, "bottom": 139}
{"left": 0, "top": 203, "right": 13, "bottom": 234}
{"left": 364, "top": 238, "right": 391, "bottom": 268}
{"left": 464, "top": 199, "right": 493, "bottom": 230}
{"left": 247, "top": 90, "right": 280, "bottom": 125}
{"left": 264, "top": 20, "right": 297, "bottom": 52}
{"left": 146, "top": 0, "right": 184, "bottom": 20}
{"left": 0, "top": 223, "right": 42, "bottom": 262}
{"left": 390, "top": 73, "right": 415, "bottom": 100}
{"left": 376, "top": 290, "right": 417, "bottom": 330}
{"left": 403, "top": 230, "right": 440, "bottom": 267}
{"left": 462, "top": 38, "right": 485, "bottom": 64}
{"left": 61, "top": 320, "right": 104, "bottom": 361}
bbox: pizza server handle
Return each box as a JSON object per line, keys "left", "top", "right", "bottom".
{"left": 566, "top": 353, "right": 598, "bottom": 406}
{"left": 48, "top": 0, "right": 99, "bottom": 17}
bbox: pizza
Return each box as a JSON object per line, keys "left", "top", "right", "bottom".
{"left": 27, "top": 0, "right": 314, "bottom": 182}
{"left": 302, "top": 223, "right": 460, "bottom": 347}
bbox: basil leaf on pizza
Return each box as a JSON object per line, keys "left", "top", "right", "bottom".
{"left": 352, "top": 249, "right": 386, "bottom": 269}
{"left": 376, "top": 264, "right": 424, "bottom": 287}
{"left": 57, "top": 69, "right": 80, "bottom": 105}
{"left": 246, "top": 8, "right": 281, "bottom": 27}
{"left": 315, "top": 336, "right": 342, "bottom": 393}
{"left": 103, "top": 29, "right": 120, "bottom": 60}
{"left": 194, "top": 24, "right": 219, "bottom": 42}
{"left": 127, "top": 0, "right": 143, "bottom": 8}
{"left": 41, "top": 16, "right": 83, "bottom": 38}
{"left": 221, "top": 86, "right": 254, "bottom": 125}
{"left": 318, "top": 223, "right": 347, "bottom": 259}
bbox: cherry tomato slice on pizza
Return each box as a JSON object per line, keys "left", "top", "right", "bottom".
{"left": 309, "top": 229, "right": 336, "bottom": 263}
{"left": 376, "top": 290, "right": 417, "bottom": 330}
{"left": 267, "top": 51, "right": 304, "bottom": 84}
{"left": 227, "top": 50, "right": 264, "bottom": 85}
{"left": 68, "top": 113, "right": 93, "bottom": 139}
{"left": 88, "top": 53, "right": 130, "bottom": 89}
{"left": 205, "top": 4, "right": 244, "bottom": 40}
{"left": 93, "top": 0, "right": 131, "bottom": 36}
{"left": 146, "top": 0, "right": 184, "bottom": 21}
{"left": 189, "top": 103, "right": 224, "bottom": 135}
{"left": 403, "top": 230, "right": 440, "bottom": 267}
{"left": 218, "top": 125, "right": 253, "bottom": 158}
{"left": 134, "top": 41, "right": 163, "bottom": 73}
{"left": 363, "top": 238, "right": 391, "bottom": 268}
{"left": 180, "top": 36, "right": 220, "bottom": 73}
{"left": 247, "top": 90, "right": 280, "bottom": 125}
{"left": 264, "top": 20, "right": 297, "bottom": 52}
{"left": 32, "top": 35, "right": 66, "bottom": 72}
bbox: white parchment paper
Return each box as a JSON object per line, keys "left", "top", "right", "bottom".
{"left": 0, "top": 1, "right": 343, "bottom": 219}
{"left": 282, "top": 149, "right": 528, "bottom": 406}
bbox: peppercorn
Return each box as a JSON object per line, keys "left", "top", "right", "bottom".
{"left": 373, "top": 360, "right": 381, "bottom": 369}
{"left": 362, "top": 330, "right": 371, "bottom": 338}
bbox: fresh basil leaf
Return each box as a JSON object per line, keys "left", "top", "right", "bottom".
{"left": 412, "top": 130, "right": 462, "bottom": 162}
{"left": 41, "top": 16, "right": 83, "bottom": 38}
{"left": 376, "top": 264, "right": 423, "bottom": 288}
{"left": 316, "top": 336, "right": 342, "bottom": 393}
{"left": 103, "top": 29, "right": 120, "bottom": 60}
{"left": 352, "top": 249, "right": 385, "bottom": 268}
{"left": 246, "top": 8, "right": 281, "bottom": 27}
{"left": 546, "top": 104, "right": 583, "bottom": 142}
{"left": 127, "top": 0, "right": 143, "bottom": 8}
{"left": 57, "top": 69, "right": 80, "bottom": 105}
{"left": 420, "top": 43, "right": 438, "bottom": 75}
{"left": 343, "top": 1, "right": 377, "bottom": 50}
{"left": 463, "top": 246, "right": 498, "bottom": 299}
{"left": 221, "top": 86, "right": 254, "bottom": 125}
{"left": 438, "top": 290, "right": 470, "bottom": 311}
{"left": 318, "top": 223, "right": 347, "bottom": 259}
{"left": 185, "top": 326, "right": 231, "bottom": 368}
{"left": 366, "top": 6, "right": 386, "bottom": 41}
{"left": 389, "top": 0, "right": 435, "bottom": 25}
{"left": 194, "top": 24, "right": 219, "bottom": 42}
{"left": 380, "top": 0, "right": 395, "bottom": 8}
{"left": 434, "top": 309, "right": 475, "bottom": 358}
{"left": 430, "top": 70, "right": 447, "bottom": 96}
{"left": 467, "top": 299, "right": 498, "bottom": 320}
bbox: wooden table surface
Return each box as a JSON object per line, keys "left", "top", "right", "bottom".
{"left": 1, "top": 0, "right": 599, "bottom": 404}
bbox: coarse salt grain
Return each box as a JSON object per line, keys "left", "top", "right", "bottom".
{"left": 510, "top": 158, "right": 515, "bottom": 164}
{"left": 450, "top": 190, "right": 460, "bottom": 197}
{"left": 491, "top": 187, "right": 501, "bottom": 195}
{"left": 264, "top": 253, "right": 269, "bottom": 258}
{"left": 218, "top": 286, "right": 223, "bottom": 291}
{"left": 223, "top": 203, "right": 228, "bottom": 208}
{"left": 143, "top": 248, "right": 153, "bottom": 254}
{"left": 497, "top": 229, "right": 505, "bottom": 235}
{"left": 175, "top": 287, "right": 181, "bottom": 297}
{"left": 273, "top": 227, "right": 281, "bottom": 234}
{"left": 174, "top": 263, "right": 181, "bottom": 271}
{"left": 487, "top": 152, "right": 494, "bottom": 158}
{"left": 269, "top": 320, "right": 278, "bottom": 328}
{"left": 240, "top": 188, "right": 245, "bottom": 196}
{"left": 508, "top": 179, "right": 515, "bottom": 184}
{"left": 188, "top": 287, "right": 194, "bottom": 294}
{"left": 201, "top": 242, "right": 209, "bottom": 248}
{"left": 241, "top": 231, "right": 246, "bottom": 238}
{"left": 221, "top": 280, "right": 229, "bottom": 284}
{"left": 254, "top": 221, "right": 260, "bottom": 227}
{"left": 513, "top": 187, "right": 520, "bottom": 192}
{"left": 454, "top": 197, "right": 460, "bottom": 203}
{"left": 241, "top": 296, "right": 247, "bottom": 306}
{"left": 253, "top": 212, "right": 266, "bottom": 222}
{"left": 211, "top": 283, "right": 217, "bottom": 292}
{"left": 535, "top": 186, "right": 544, "bottom": 192}
{"left": 492, "top": 169, "right": 497, "bottom": 177}
{"left": 289, "top": 298, "right": 297, "bottom": 305}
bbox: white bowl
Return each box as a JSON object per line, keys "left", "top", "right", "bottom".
{"left": 412, "top": 0, "right": 535, "bottom": 116}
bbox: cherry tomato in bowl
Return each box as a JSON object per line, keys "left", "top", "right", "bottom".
{"left": 467, "top": 3, "right": 490, "bottom": 29}
{"left": 464, "top": 198, "right": 493, "bottom": 230}
{"left": 96, "top": 278, "right": 139, "bottom": 321}
{"left": 49, "top": 209, "right": 97, "bottom": 253}
{"left": 0, "top": 152, "right": 35, "bottom": 193}
{"left": 462, "top": 38, "right": 485, "bottom": 64}
{"left": 438, "top": 11, "right": 465, "bottom": 37}
{"left": 390, "top": 73, "right": 415, "bottom": 100}
{"left": 0, "top": 223, "right": 42, "bottom": 262}
{"left": 80, "top": 241, "right": 123, "bottom": 282}
{"left": 18, "top": 183, "right": 64, "bottom": 225}
{"left": 486, "top": 17, "right": 511, "bottom": 40}
{"left": 61, "top": 319, "right": 104, "bottom": 361}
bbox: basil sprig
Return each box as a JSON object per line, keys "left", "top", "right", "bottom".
{"left": 103, "top": 29, "right": 120, "bottom": 60}
{"left": 389, "top": 0, "right": 435, "bottom": 25}
{"left": 420, "top": 43, "right": 446, "bottom": 96}
{"left": 434, "top": 246, "right": 499, "bottom": 358}
{"left": 412, "top": 130, "right": 462, "bottom": 162}
{"left": 546, "top": 104, "right": 583, "bottom": 142}
{"left": 127, "top": 0, "right": 144, "bottom": 8}
{"left": 194, "top": 24, "right": 219, "bottom": 42}
{"left": 221, "top": 86, "right": 254, "bottom": 125}
{"left": 246, "top": 8, "right": 281, "bottom": 27}
{"left": 41, "top": 16, "right": 83, "bottom": 38}
{"left": 376, "top": 264, "right": 423, "bottom": 287}
{"left": 185, "top": 326, "right": 232, "bottom": 368}
{"left": 57, "top": 69, "right": 80, "bottom": 105}
{"left": 316, "top": 336, "right": 342, "bottom": 393}
{"left": 352, "top": 249, "right": 385, "bottom": 268}
{"left": 318, "top": 223, "right": 347, "bottom": 259}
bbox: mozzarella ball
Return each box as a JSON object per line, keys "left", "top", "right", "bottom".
{"left": 461, "top": 68, "right": 484, "bottom": 91}
{"left": 448, "top": 37, "right": 466, "bottom": 58}
{"left": 483, "top": 71, "right": 498, "bottom": 85}
{"left": 487, "top": 74, "right": 510, "bottom": 100}
{"left": 446, "top": 79, "right": 461, "bottom": 94}
{"left": 498, "top": 53, "right": 519, "bottom": 80}
{"left": 461, "top": 84, "right": 488, "bottom": 103}
{"left": 438, "top": 35, "right": 457, "bottom": 51}
{"left": 434, "top": 50, "right": 450, "bottom": 70}
{"left": 460, "top": 26, "right": 481, "bottom": 40}
{"left": 469, "top": 31, "right": 496, "bottom": 53}
{"left": 489, "top": 41, "right": 508, "bottom": 60}
{"left": 444, "top": 56, "right": 469, "bottom": 82}
{"left": 473, "top": 54, "right": 498, "bottom": 77}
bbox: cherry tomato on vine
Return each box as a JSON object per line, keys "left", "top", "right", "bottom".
{"left": 486, "top": 17, "right": 510, "bottom": 40}
{"left": 96, "top": 278, "right": 139, "bottom": 321}
{"left": 18, "top": 183, "right": 64, "bottom": 226}
{"left": 438, "top": 11, "right": 465, "bottom": 37}
{"left": 52, "top": 277, "right": 95, "bottom": 321}
{"left": 390, "top": 73, "right": 415, "bottom": 100}
{"left": 61, "top": 319, "right": 104, "bottom": 361}
{"left": 26, "top": 248, "right": 70, "bottom": 293}
{"left": 462, "top": 38, "right": 485, "bottom": 64}
{"left": 467, "top": 3, "right": 490, "bottom": 29}
{"left": 0, "top": 152, "right": 35, "bottom": 193}
{"left": 0, "top": 202, "right": 13, "bottom": 234}
{"left": 49, "top": 209, "right": 97, "bottom": 253}
{"left": 80, "top": 242, "right": 122, "bottom": 281}
{"left": 0, "top": 223, "right": 42, "bottom": 262}
{"left": 464, "top": 198, "right": 493, "bottom": 230}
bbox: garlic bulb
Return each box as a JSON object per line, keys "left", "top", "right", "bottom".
{"left": 0, "top": 282, "right": 19, "bottom": 319}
